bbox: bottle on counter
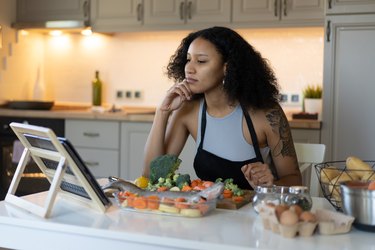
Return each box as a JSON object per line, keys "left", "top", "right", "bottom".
{"left": 92, "top": 70, "right": 102, "bottom": 106}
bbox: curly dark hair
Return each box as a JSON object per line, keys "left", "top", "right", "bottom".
{"left": 166, "top": 26, "right": 280, "bottom": 109}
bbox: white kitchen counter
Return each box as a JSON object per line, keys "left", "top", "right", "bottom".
{"left": 0, "top": 193, "right": 373, "bottom": 250}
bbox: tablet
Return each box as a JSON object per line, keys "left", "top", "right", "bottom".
{"left": 6, "top": 122, "right": 111, "bottom": 217}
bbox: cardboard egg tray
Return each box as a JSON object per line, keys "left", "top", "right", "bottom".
{"left": 258, "top": 205, "right": 354, "bottom": 238}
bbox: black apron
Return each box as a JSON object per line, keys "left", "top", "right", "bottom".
{"left": 193, "top": 101, "right": 264, "bottom": 190}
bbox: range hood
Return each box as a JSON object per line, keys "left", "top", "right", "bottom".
{"left": 12, "top": 0, "right": 90, "bottom": 33}
{"left": 12, "top": 20, "right": 90, "bottom": 33}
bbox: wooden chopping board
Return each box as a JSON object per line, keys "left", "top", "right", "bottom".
{"left": 216, "top": 190, "right": 255, "bottom": 210}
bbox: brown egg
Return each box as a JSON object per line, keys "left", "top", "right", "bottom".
{"left": 279, "top": 210, "right": 299, "bottom": 226}
{"left": 299, "top": 211, "right": 317, "bottom": 223}
{"left": 289, "top": 204, "right": 303, "bottom": 217}
{"left": 275, "top": 204, "right": 289, "bottom": 220}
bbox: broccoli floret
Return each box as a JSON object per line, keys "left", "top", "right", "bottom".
{"left": 176, "top": 174, "right": 191, "bottom": 189}
{"left": 149, "top": 154, "right": 182, "bottom": 184}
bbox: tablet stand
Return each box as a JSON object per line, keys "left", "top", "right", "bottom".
{"left": 5, "top": 123, "right": 108, "bottom": 218}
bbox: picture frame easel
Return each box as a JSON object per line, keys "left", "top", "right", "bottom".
{"left": 5, "top": 122, "right": 111, "bottom": 218}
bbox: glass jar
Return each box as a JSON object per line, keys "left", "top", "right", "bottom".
{"left": 274, "top": 185, "right": 290, "bottom": 205}
{"left": 285, "top": 186, "right": 313, "bottom": 211}
{"left": 252, "top": 185, "right": 279, "bottom": 213}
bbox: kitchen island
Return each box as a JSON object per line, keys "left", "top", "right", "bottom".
{"left": 0, "top": 192, "right": 372, "bottom": 250}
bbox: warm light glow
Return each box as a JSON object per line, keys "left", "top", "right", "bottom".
{"left": 81, "top": 28, "right": 92, "bottom": 36}
{"left": 80, "top": 34, "right": 104, "bottom": 49}
{"left": 48, "top": 35, "right": 71, "bottom": 51}
{"left": 49, "top": 30, "right": 63, "bottom": 37}
{"left": 20, "top": 30, "right": 29, "bottom": 36}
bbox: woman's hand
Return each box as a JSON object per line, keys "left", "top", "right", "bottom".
{"left": 241, "top": 162, "right": 274, "bottom": 189}
{"left": 160, "top": 80, "right": 193, "bottom": 111}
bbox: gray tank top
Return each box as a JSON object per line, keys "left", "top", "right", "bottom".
{"left": 196, "top": 100, "right": 272, "bottom": 164}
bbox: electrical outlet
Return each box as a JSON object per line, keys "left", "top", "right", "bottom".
{"left": 134, "top": 90, "right": 143, "bottom": 99}
{"left": 280, "top": 93, "right": 288, "bottom": 103}
{"left": 125, "top": 90, "right": 132, "bottom": 99}
{"left": 281, "top": 92, "right": 302, "bottom": 107}
{"left": 116, "top": 90, "right": 123, "bottom": 99}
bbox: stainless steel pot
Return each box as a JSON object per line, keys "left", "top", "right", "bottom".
{"left": 340, "top": 181, "right": 375, "bottom": 232}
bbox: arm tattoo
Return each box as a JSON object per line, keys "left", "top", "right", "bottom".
{"left": 265, "top": 107, "right": 296, "bottom": 158}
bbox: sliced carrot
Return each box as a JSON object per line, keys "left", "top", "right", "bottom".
{"left": 174, "top": 197, "right": 189, "bottom": 209}
{"left": 191, "top": 179, "right": 202, "bottom": 188}
{"left": 193, "top": 185, "right": 205, "bottom": 191}
{"left": 126, "top": 196, "right": 135, "bottom": 208}
{"left": 222, "top": 189, "right": 233, "bottom": 198}
{"left": 157, "top": 186, "right": 169, "bottom": 192}
{"left": 147, "top": 196, "right": 160, "bottom": 210}
{"left": 232, "top": 196, "right": 244, "bottom": 203}
{"left": 161, "top": 197, "right": 175, "bottom": 206}
{"left": 181, "top": 185, "right": 193, "bottom": 192}
{"left": 202, "top": 181, "right": 214, "bottom": 188}
{"left": 133, "top": 196, "right": 148, "bottom": 210}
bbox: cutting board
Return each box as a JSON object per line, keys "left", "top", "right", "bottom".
{"left": 216, "top": 190, "right": 255, "bottom": 210}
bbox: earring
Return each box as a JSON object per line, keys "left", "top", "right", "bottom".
{"left": 222, "top": 78, "right": 225, "bottom": 86}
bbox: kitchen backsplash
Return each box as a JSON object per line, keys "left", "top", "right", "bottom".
{"left": 0, "top": 17, "right": 323, "bottom": 109}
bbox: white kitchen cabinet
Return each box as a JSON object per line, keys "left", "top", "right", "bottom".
{"left": 90, "top": 0, "right": 143, "bottom": 32}
{"left": 120, "top": 121, "right": 197, "bottom": 181}
{"left": 65, "top": 119, "right": 120, "bottom": 178}
{"left": 321, "top": 14, "right": 375, "bottom": 161}
{"left": 325, "top": 0, "right": 375, "bottom": 14}
{"left": 16, "top": 0, "right": 90, "bottom": 23}
{"left": 291, "top": 128, "right": 320, "bottom": 143}
{"left": 143, "top": 0, "right": 231, "bottom": 28}
{"left": 232, "top": 0, "right": 324, "bottom": 27}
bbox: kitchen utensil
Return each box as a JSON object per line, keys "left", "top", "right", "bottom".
{"left": 340, "top": 181, "right": 375, "bottom": 232}
{"left": 7, "top": 100, "right": 54, "bottom": 110}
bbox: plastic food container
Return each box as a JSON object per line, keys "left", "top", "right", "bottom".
{"left": 114, "top": 192, "right": 217, "bottom": 217}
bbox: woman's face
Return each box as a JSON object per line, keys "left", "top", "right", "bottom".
{"left": 185, "top": 37, "right": 226, "bottom": 94}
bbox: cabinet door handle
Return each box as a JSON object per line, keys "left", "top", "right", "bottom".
{"left": 326, "top": 20, "right": 331, "bottom": 42}
{"left": 83, "top": 132, "right": 100, "bottom": 137}
{"left": 187, "top": 1, "right": 192, "bottom": 19}
{"left": 328, "top": 0, "right": 332, "bottom": 9}
{"left": 274, "top": 0, "right": 278, "bottom": 17}
{"left": 83, "top": 0, "right": 90, "bottom": 26}
{"left": 283, "top": 0, "right": 288, "bottom": 16}
{"left": 180, "top": 1, "right": 185, "bottom": 20}
{"left": 85, "top": 161, "right": 99, "bottom": 167}
{"left": 137, "top": 3, "right": 143, "bottom": 22}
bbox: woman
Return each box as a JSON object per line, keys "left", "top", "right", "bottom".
{"left": 142, "top": 26, "right": 302, "bottom": 190}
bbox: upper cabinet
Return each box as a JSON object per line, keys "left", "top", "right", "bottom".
{"left": 16, "top": 0, "right": 90, "bottom": 22}
{"left": 326, "top": 0, "right": 375, "bottom": 15}
{"left": 90, "top": 0, "right": 143, "bottom": 32}
{"left": 143, "top": 0, "right": 231, "bottom": 28}
{"left": 232, "top": 0, "right": 324, "bottom": 27}
{"left": 91, "top": 0, "right": 230, "bottom": 32}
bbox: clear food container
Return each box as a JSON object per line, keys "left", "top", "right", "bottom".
{"left": 114, "top": 191, "right": 217, "bottom": 217}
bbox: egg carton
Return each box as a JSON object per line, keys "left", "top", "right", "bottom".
{"left": 258, "top": 205, "right": 354, "bottom": 237}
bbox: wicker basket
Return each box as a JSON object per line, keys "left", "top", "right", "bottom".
{"left": 314, "top": 161, "right": 375, "bottom": 211}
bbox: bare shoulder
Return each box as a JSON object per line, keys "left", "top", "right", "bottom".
{"left": 170, "top": 99, "right": 201, "bottom": 139}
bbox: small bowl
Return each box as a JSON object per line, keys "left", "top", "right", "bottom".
{"left": 340, "top": 181, "right": 375, "bottom": 232}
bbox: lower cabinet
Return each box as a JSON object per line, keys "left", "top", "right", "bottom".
{"left": 120, "top": 121, "right": 198, "bottom": 181}
{"left": 291, "top": 128, "right": 321, "bottom": 144}
{"left": 65, "top": 119, "right": 320, "bottom": 181}
{"left": 65, "top": 119, "right": 120, "bottom": 178}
